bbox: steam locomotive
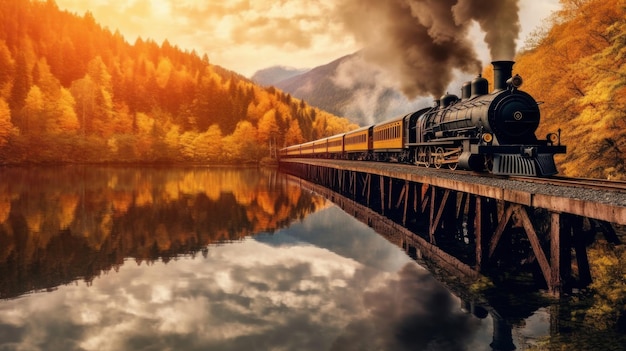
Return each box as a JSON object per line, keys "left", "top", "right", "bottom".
{"left": 279, "top": 61, "right": 566, "bottom": 177}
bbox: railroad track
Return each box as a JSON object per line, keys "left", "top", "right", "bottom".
{"left": 510, "top": 175, "right": 626, "bottom": 193}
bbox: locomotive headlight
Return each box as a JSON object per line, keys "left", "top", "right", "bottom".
{"left": 482, "top": 133, "right": 493, "bottom": 144}
{"left": 506, "top": 74, "right": 523, "bottom": 89}
{"left": 547, "top": 133, "right": 559, "bottom": 145}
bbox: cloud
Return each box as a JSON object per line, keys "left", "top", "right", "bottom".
{"left": 55, "top": 0, "right": 561, "bottom": 79}
{"left": 56, "top": 0, "right": 356, "bottom": 76}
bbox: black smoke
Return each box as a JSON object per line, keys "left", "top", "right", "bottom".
{"left": 334, "top": 0, "right": 520, "bottom": 98}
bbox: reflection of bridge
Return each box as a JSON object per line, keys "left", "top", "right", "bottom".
{"left": 286, "top": 173, "right": 526, "bottom": 351}
{"left": 280, "top": 159, "right": 626, "bottom": 296}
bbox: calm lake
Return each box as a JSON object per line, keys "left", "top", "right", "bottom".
{"left": 0, "top": 166, "right": 623, "bottom": 350}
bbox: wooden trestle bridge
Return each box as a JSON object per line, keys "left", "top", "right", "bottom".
{"left": 279, "top": 159, "right": 626, "bottom": 296}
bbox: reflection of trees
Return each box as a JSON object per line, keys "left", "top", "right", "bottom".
{"left": 0, "top": 166, "right": 325, "bottom": 299}
{"left": 586, "top": 243, "right": 626, "bottom": 330}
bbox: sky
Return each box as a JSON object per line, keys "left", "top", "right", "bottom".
{"left": 54, "top": 0, "right": 562, "bottom": 78}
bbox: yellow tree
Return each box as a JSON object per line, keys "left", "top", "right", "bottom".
{"left": 0, "top": 98, "right": 15, "bottom": 146}
{"left": 284, "top": 119, "right": 304, "bottom": 146}
{"left": 257, "top": 109, "right": 279, "bottom": 145}
{"left": 70, "top": 56, "right": 114, "bottom": 138}
{"left": 22, "top": 86, "right": 44, "bottom": 136}
{"left": 571, "top": 10, "right": 626, "bottom": 179}
{"left": 0, "top": 40, "right": 14, "bottom": 100}
{"left": 226, "top": 120, "right": 258, "bottom": 161}
{"left": 179, "top": 130, "right": 198, "bottom": 160}
{"left": 515, "top": 0, "right": 625, "bottom": 178}
{"left": 54, "top": 88, "right": 79, "bottom": 133}
{"left": 195, "top": 124, "right": 223, "bottom": 162}
{"left": 26, "top": 59, "right": 79, "bottom": 136}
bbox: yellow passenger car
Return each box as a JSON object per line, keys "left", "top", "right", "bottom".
{"left": 344, "top": 125, "right": 372, "bottom": 154}
{"left": 373, "top": 116, "right": 405, "bottom": 150}
{"left": 326, "top": 133, "right": 344, "bottom": 156}
{"left": 313, "top": 138, "right": 328, "bottom": 156}
{"left": 284, "top": 144, "right": 300, "bottom": 157}
{"left": 300, "top": 141, "right": 315, "bottom": 156}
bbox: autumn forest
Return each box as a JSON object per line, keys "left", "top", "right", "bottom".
{"left": 0, "top": 0, "right": 356, "bottom": 164}
{"left": 513, "top": 0, "right": 626, "bottom": 179}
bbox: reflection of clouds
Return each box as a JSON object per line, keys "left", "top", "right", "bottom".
{"left": 286, "top": 206, "right": 416, "bottom": 273}
{"left": 0, "top": 219, "right": 490, "bottom": 351}
{"left": 333, "top": 264, "right": 481, "bottom": 351}
{"left": 0, "top": 238, "right": 368, "bottom": 350}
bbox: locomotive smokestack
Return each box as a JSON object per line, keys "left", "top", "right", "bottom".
{"left": 492, "top": 61, "right": 514, "bottom": 91}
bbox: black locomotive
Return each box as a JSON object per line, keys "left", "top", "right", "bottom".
{"left": 280, "top": 61, "right": 566, "bottom": 177}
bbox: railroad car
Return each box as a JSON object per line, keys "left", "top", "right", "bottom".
{"left": 372, "top": 116, "right": 405, "bottom": 160}
{"left": 281, "top": 144, "right": 301, "bottom": 158}
{"left": 327, "top": 134, "right": 345, "bottom": 157}
{"left": 344, "top": 125, "right": 373, "bottom": 160}
{"left": 312, "top": 138, "right": 328, "bottom": 157}
{"left": 279, "top": 61, "right": 566, "bottom": 177}
{"left": 300, "top": 141, "right": 315, "bottom": 156}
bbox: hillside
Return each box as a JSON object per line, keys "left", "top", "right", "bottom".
{"left": 513, "top": 0, "right": 625, "bottom": 179}
{"left": 0, "top": 0, "right": 356, "bottom": 164}
{"left": 253, "top": 52, "right": 431, "bottom": 126}
{"left": 251, "top": 66, "right": 310, "bottom": 87}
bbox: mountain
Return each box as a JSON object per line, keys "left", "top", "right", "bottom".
{"left": 252, "top": 52, "right": 431, "bottom": 126}
{"left": 251, "top": 66, "right": 310, "bottom": 86}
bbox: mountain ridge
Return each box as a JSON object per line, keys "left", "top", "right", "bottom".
{"left": 251, "top": 52, "right": 431, "bottom": 126}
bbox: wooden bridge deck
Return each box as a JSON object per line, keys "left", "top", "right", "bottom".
{"left": 281, "top": 158, "right": 626, "bottom": 225}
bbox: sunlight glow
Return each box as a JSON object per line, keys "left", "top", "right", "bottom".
{"left": 150, "top": 0, "right": 171, "bottom": 17}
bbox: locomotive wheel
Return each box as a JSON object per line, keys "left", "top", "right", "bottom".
{"left": 448, "top": 148, "right": 460, "bottom": 170}
{"left": 415, "top": 147, "right": 429, "bottom": 167}
{"left": 416, "top": 147, "right": 428, "bottom": 167}
{"left": 434, "top": 147, "right": 445, "bottom": 169}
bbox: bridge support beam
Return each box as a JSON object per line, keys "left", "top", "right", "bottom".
{"left": 279, "top": 160, "right": 619, "bottom": 297}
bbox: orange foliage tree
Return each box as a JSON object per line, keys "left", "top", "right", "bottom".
{"left": 515, "top": 0, "right": 626, "bottom": 179}
{"left": 0, "top": 0, "right": 355, "bottom": 164}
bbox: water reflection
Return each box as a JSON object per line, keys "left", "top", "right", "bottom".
{"left": 0, "top": 166, "right": 498, "bottom": 350}
{"left": 0, "top": 166, "right": 325, "bottom": 299}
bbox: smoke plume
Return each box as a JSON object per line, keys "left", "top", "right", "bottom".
{"left": 453, "top": 0, "right": 521, "bottom": 60}
{"left": 334, "top": 0, "right": 520, "bottom": 98}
